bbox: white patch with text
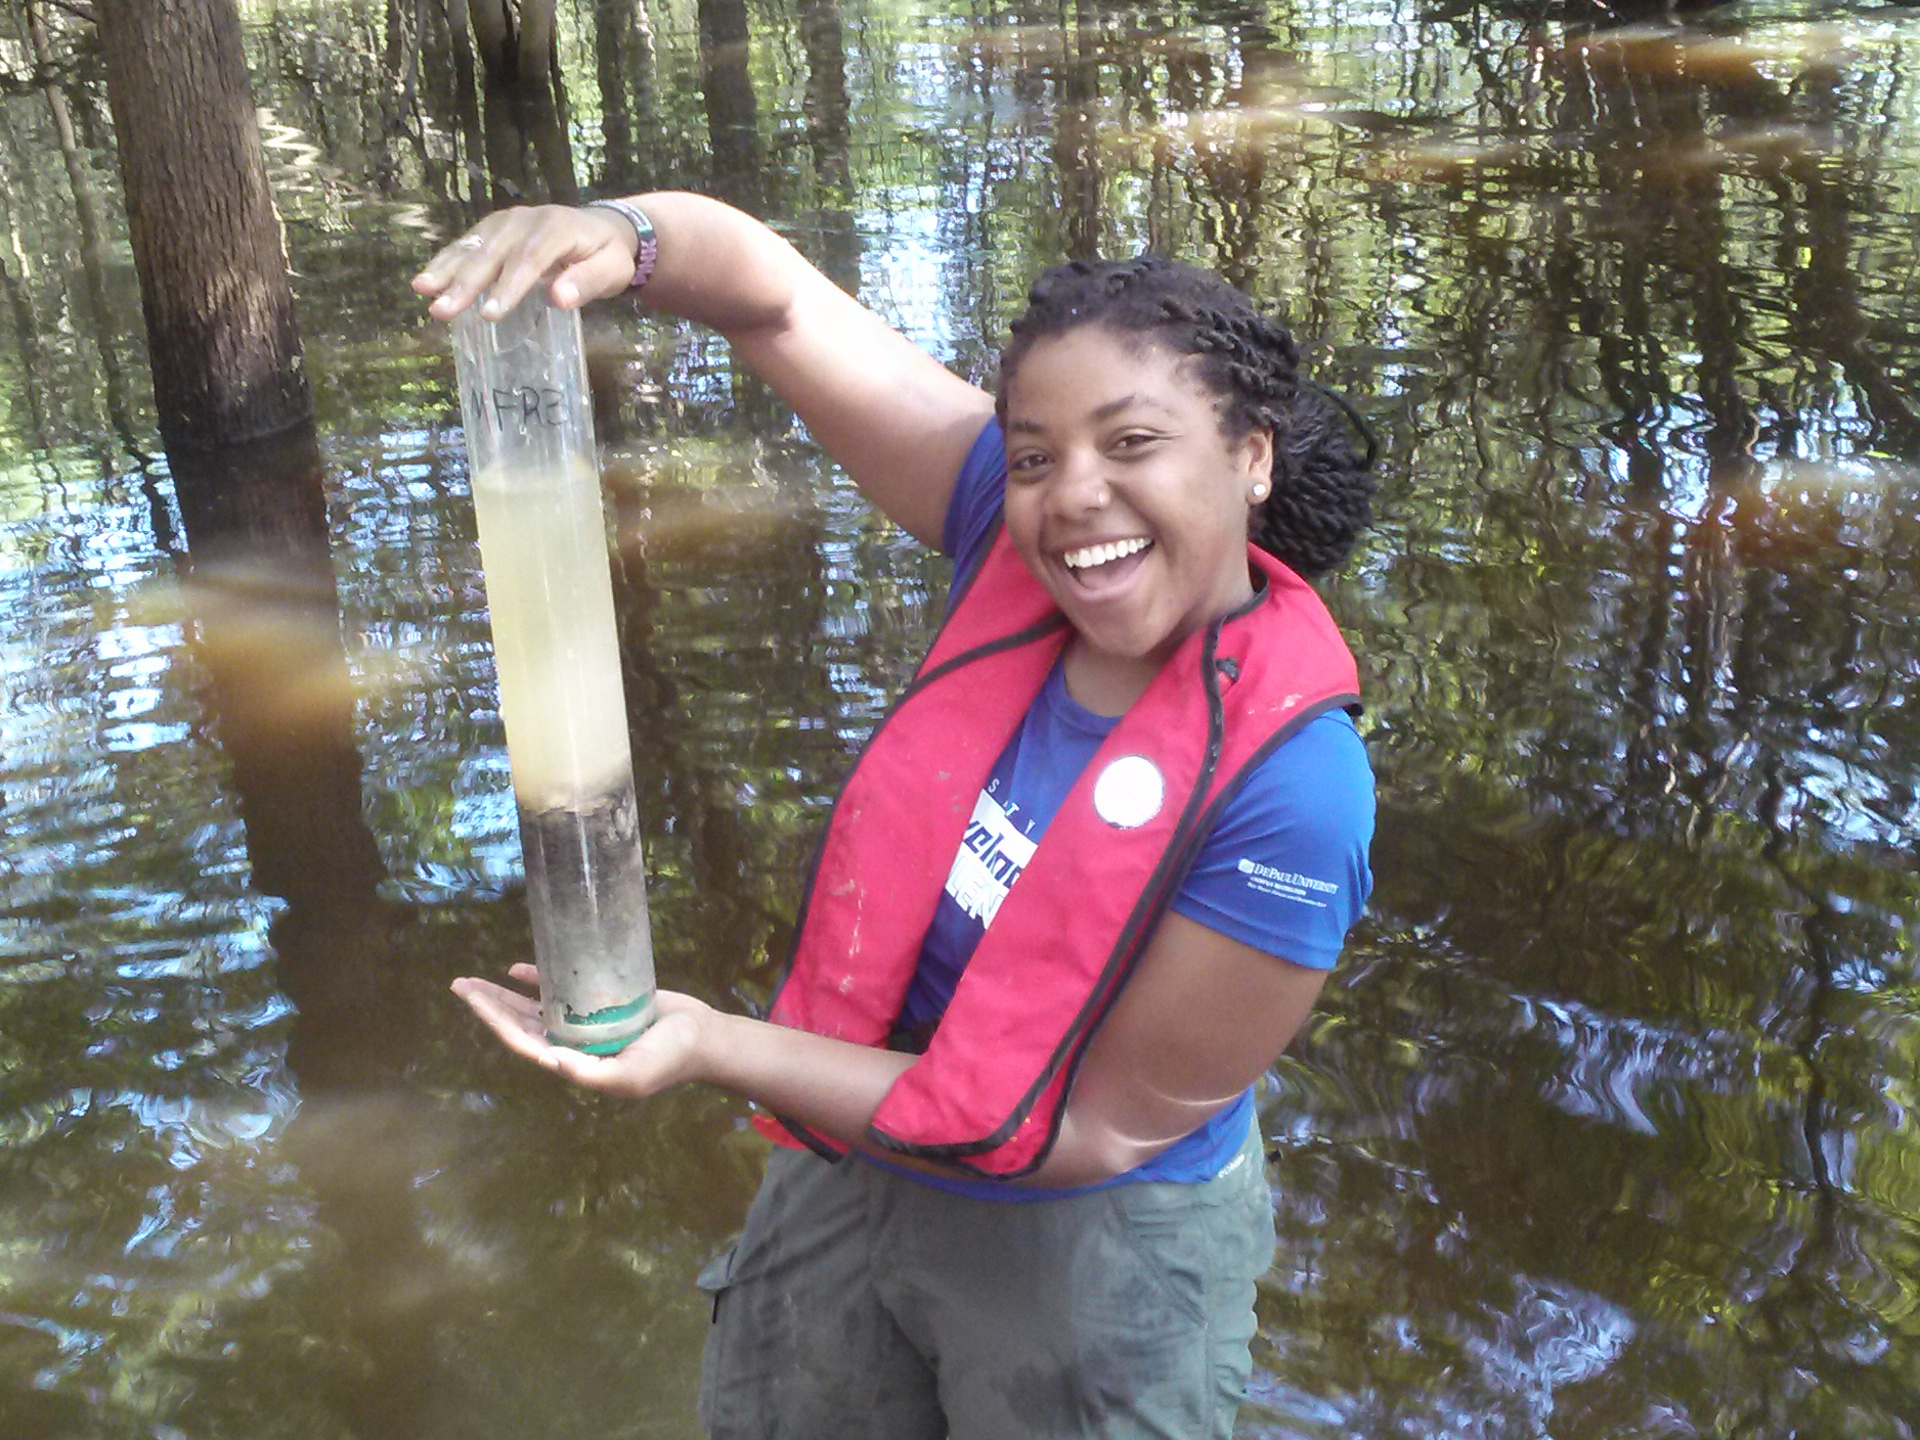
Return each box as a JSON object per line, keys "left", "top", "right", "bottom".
{"left": 944, "top": 790, "right": 1038, "bottom": 926}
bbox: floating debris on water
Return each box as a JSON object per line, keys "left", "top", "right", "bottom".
{"left": 1147, "top": 97, "right": 1449, "bottom": 155}
{"left": 1151, "top": 102, "right": 1317, "bottom": 145}
{"left": 1558, "top": 22, "right": 1863, "bottom": 84}
{"left": 1635, "top": 121, "right": 1836, "bottom": 179}
{"left": 1366, "top": 137, "right": 1531, "bottom": 183}
{"left": 123, "top": 568, "right": 410, "bottom": 728}
{"left": 603, "top": 450, "right": 819, "bottom": 564}
{"left": 1756, "top": 456, "right": 1920, "bottom": 500}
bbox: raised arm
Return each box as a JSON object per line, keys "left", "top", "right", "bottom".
{"left": 413, "top": 194, "right": 993, "bottom": 547}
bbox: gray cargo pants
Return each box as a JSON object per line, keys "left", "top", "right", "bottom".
{"left": 695, "top": 1120, "right": 1275, "bottom": 1440}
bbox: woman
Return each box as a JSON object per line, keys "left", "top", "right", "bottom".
{"left": 416, "top": 193, "right": 1376, "bottom": 1440}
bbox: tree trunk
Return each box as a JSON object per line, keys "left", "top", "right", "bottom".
{"left": 595, "top": 0, "right": 640, "bottom": 190}
{"left": 516, "top": 0, "right": 556, "bottom": 86}
{"left": 800, "top": 0, "right": 859, "bottom": 292}
{"left": 1053, "top": 0, "right": 1105, "bottom": 261}
{"left": 465, "top": 0, "right": 576, "bottom": 204}
{"left": 698, "top": 0, "right": 761, "bottom": 211}
{"left": 444, "top": 0, "right": 488, "bottom": 201}
{"left": 94, "top": 0, "right": 310, "bottom": 449}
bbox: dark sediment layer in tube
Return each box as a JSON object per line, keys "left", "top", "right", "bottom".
{"left": 517, "top": 778, "right": 657, "bottom": 1050}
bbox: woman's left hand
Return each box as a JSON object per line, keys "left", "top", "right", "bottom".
{"left": 451, "top": 963, "right": 713, "bottom": 1098}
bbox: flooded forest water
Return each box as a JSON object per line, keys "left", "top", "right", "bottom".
{"left": 2, "top": 0, "right": 1917, "bottom": 1436}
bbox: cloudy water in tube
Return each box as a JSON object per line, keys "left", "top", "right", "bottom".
{"left": 452, "top": 292, "right": 656, "bottom": 1053}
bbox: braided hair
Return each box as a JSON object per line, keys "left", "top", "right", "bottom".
{"left": 994, "top": 258, "right": 1375, "bottom": 578}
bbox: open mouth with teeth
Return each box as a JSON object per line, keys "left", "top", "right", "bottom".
{"left": 1060, "top": 536, "right": 1154, "bottom": 590}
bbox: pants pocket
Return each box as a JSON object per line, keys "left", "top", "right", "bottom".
{"left": 693, "top": 1242, "right": 740, "bottom": 1434}
{"left": 694, "top": 1241, "right": 739, "bottom": 1323}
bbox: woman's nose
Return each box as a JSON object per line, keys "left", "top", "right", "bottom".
{"left": 1047, "top": 448, "right": 1110, "bottom": 515}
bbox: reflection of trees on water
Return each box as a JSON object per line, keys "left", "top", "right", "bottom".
{"left": 163, "top": 429, "right": 436, "bottom": 1438}
{"left": 24, "top": 5, "right": 147, "bottom": 462}
{"left": 1053, "top": 2, "right": 1106, "bottom": 259}
{"left": 1287, "top": 19, "right": 1917, "bottom": 1418}
{"left": 0, "top": 11, "right": 139, "bottom": 472}
{"left": 150, "top": 419, "right": 743, "bottom": 1434}
{"left": 904, "top": 2, "right": 1919, "bottom": 1424}
{"left": 602, "top": 488, "right": 807, "bottom": 1004}
{"left": 1783, "top": 68, "right": 1920, "bottom": 452}
{"left": 0, "top": 128, "right": 56, "bottom": 460}
{"left": 801, "top": 0, "right": 858, "bottom": 290}
{"left": 3, "top": 0, "right": 1918, "bottom": 1433}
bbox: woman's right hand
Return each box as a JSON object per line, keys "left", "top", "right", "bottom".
{"left": 411, "top": 205, "right": 640, "bottom": 323}
{"left": 451, "top": 962, "right": 714, "bottom": 1100}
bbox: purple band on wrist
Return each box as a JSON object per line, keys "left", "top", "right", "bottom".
{"left": 583, "top": 199, "right": 658, "bottom": 290}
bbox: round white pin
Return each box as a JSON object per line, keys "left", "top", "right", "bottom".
{"left": 1092, "top": 755, "right": 1165, "bottom": 829}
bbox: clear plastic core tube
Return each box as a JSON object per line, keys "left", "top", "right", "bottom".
{"left": 452, "top": 292, "right": 656, "bottom": 1053}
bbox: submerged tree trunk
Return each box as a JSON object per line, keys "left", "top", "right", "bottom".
{"left": 94, "top": 0, "right": 310, "bottom": 449}
{"left": 168, "top": 424, "right": 386, "bottom": 910}
{"left": 466, "top": 0, "right": 577, "bottom": 203}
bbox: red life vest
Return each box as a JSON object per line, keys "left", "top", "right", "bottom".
{"left": 755, "top": 528, "right": 1359, "bottom": 1177}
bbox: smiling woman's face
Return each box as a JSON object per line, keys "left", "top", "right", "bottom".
{"left": 1000, "top": 325, "right": 1272, "bottom": 706}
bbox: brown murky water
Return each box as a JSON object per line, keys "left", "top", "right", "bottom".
{"left": 2, "top": 1, "right": 1916, "bottom": 1436}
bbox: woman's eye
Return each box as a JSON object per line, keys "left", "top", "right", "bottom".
{"left": 1009, "top": 451, "right": 1050, "bottom": 475}
{"left": 1113, "top": 433, "right": 1158, "bottom": 453}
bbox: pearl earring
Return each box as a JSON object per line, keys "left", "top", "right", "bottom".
{"left": 1249, "top": 481, "right": 1269, "bottom": 501}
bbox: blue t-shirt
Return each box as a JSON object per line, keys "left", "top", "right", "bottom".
{"left": 869, "top": 420, "right": 1374, "bottom": 1201}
